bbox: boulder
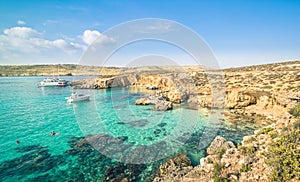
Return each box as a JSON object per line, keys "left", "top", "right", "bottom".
{"left": 206, "top": 136, "right": 235, "bottom": 155}
{"left": 226, "top": 90, "right": 256, "bottom": 109}
{"left": 135, "top": 98, "right": 154, "bottom": 105}
{"left": 152, "top": 101, "right": 173, "bottom": 111}
{"left": 153, "top": 153, "right": 193, "bottom": 182}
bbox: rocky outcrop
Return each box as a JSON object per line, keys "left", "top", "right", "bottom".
{"left": 135, "top": 97, "right": 173, "bottom": 111}
{"left": 71, "top": 78, "right": 96, "bottom": 89}
{"left": 226, "top": 90, "right": 257, "bottom": 109}
{"left": 72, "top": 74, "right": 140, "bottom": 89}
{"left": 206, "top": 136, "right": 235, "bottom": 155}
{"left": 153, "top": 113, "right": 298, "bottom": 182}
{"left": 135, "top": 98, "right": 154, "bottom": 105}
{"left": 95, "top": 74, "right": 140, "bottom": 89}
{"left": 151, "top": 101, "right": 173, "bottom": 111}
{"left": 153, "top": 154, "right": 193, "bottom": 182}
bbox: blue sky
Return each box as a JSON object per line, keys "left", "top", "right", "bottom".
{"left": 0, "top": 0, "right": 300, "bottom": 68}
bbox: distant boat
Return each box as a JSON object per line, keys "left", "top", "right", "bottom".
{"left": 66, "top": 92, "right": 90, "bottom": 103}
{"left": 38, "top": 78, "right": 68, "bottom": 87}
{"left": 38, "top": 64, "right": 70, "bottom": 87}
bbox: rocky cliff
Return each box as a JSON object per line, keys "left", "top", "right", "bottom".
{"left": 73, "top": 61, "right": 300, "bottom": 120}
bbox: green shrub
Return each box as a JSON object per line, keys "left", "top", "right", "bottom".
{"left": 240, "top": 163, "right": 251, "bottom": 173}
{"left": 256, "top": 127, "right": 273, "bottom": 135}
{"left": 239, "top": 145, "right": 256, "bottom": 157}
{"left": 217, "top": 148, "right": 227, "bottom": 159}
{"left": 289, "top": 104, "right": 300, "bottom": 117}
{"left": 264, "top": 128, "right": 300, "bottom": 181}
{"left": 207, "top": 157, "right": 214, "bottom": 164}
{"left": 213, "top": 163, "right": 228, "bottom": 182}
{"left": 269, "top": 130, "right": 278, "bottom": 139}
{"left": 293, "top": 120, "right": 300, "bottom": 129}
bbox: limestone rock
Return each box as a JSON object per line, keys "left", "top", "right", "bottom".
{"left": 206, "top": 136, "right": 236, "bottom": 155}
{"left": 153, "top": 153, "right": 193, "bottom": 182}
{"left": 152, "top": 101, "right": 173, "bottom": 111}
{"left": 226, "top": 90, "right": 256, "bottom": 109}
{"left": 135, "top": 98, "right": 154, "bottom": 105}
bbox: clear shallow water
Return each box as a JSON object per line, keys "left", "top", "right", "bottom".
{"left": 0, "top": 77, "right": 263, "bottom": 181}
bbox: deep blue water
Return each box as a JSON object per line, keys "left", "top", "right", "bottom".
{"left": 0, "top": 76, "right": 263, "bottom": 181}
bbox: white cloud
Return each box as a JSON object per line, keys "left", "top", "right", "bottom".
{"left": 80, "top": 30, "right": 115, "bottom": 45}
{"left": 0, "top": 26, "right": 87, "bottom": 63}
{"left": 0, "top": 26, "right": 117, "bottom": 64}
{"left": 81, "top": 30, "right": 100, "bottom": 45}
{"left": 4, "top": 27, "right": 40, "bottom": 38}
{"left": 17, "top": 20, "right": 26, "bottom": 25}
{"left": 52, "top": 39, "right": 68, "bottom": 49}
{"left": 0, "top": 26, "right": 86, "bottom": 52}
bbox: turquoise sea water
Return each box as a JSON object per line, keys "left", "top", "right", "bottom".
{"left": 0, "top": 77, "right": 264, "bottom": 181}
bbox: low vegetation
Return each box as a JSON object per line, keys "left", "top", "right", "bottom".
{"left": 255, "top": 126, "right": 273, "bottom": 135}
{"left": 238, "top": 145, "right": 256, "bottom": 157}
{"left": 213, "top": 163, "right": 228, "bottom": 182}
{"left": 289, "top": 104, "right": 300, "bottom": 117}
{"left": 264, "top": 123, "right": 300, "bottom": 181}
{"left": 240, "top": 163, "right": 251, "bottom": 173}
{"left": 268, "top": 130, "right": 279, "bottom": 139}
{"left": 217, "top": 148, "right": 227, "bottom": 160}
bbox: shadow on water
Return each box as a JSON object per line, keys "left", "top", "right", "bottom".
{"left": 0, "top": 112, "right": 264, "bottom": 181}
{"left": 0, "top": 136, "right": 162, "bottom": 182}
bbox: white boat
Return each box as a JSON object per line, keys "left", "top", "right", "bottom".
{"left": 37, "top": 65, "right": 69, "bottom": 87}
{"left": 38, "top": 78, "right": 68, "bottom": 87}
{"left": 66, "top": 92, "right": 90, "bottom": 103}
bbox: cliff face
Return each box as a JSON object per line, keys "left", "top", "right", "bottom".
{"left": 73, "top": 60, "right": 300, "bottom": 120}
{"left": 74, "top": 73, "right": 196, "bottom": 104}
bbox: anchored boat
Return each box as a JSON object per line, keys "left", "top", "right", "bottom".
{"left": 38, "top": 78, "right": 68, "bottom": 87}
{"left": 66, "top": 92, "right": 90, "bottom": 103}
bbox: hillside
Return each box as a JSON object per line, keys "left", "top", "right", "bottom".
{"left": 0, "top": 64, "right": 120, "bottom": 76}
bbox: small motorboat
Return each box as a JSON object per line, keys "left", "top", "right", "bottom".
{"left": 66, "top": 92, "right": 90, "bottom": 103}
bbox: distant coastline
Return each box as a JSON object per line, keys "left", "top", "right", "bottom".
{"left": 1, "top": 60, "right": 299, "bottom": 77}
{"left": 0, "top": 64, "right": 119, "bottom": 77}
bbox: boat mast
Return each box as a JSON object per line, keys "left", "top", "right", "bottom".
{"left": 52, "top": 64, "right": 55, "bottom": 79}
{"left": 57, "top": 64, "right": 60, "bottom": 79}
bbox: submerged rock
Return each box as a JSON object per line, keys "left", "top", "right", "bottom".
{"left": 126, "top": 119, "right": 149, "bottom": 127}
{"left": 103, "top": 163, "right": 147, "bottom": 182}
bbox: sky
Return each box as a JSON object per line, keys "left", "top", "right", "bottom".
{"left": 0, "top": 0, "right": 300, "bottom": 68}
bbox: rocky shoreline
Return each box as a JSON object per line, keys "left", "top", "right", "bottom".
{"left": 72, "top": 61, "right": 300, "bottom": 119}
{"left": 71, "top": 60, "right": 300, "bottom": 181}
{"left": 153, "top": 114, "right": 299, "bottom": 182}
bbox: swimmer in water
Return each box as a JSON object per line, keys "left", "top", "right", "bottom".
{"left": 16, "top": 140, "right": 19, "bottom": 145}
{"left": 50, "top": 131, "right": 55, "bottom": 136}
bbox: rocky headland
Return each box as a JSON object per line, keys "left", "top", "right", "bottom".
{"left": 73, "top": 61, "right": 300, "bottom": 119}
{"left": 72, "top": 60, "right": 300, "bottom": 181}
